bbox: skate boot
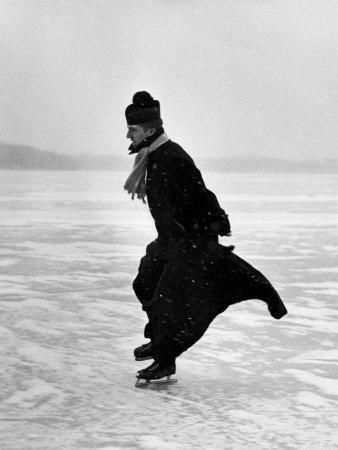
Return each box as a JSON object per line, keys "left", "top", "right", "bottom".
{"left": 135, "top": 360, "right": 177, "bottom": 387}
{"left": 268, "top": 296, "right": 288, "bottom": 319}
{"left": 134, "top": 342, "right": 153, "bottom": 361}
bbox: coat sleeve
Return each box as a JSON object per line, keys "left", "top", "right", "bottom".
{"left": 176, "top": 156, "right": 231, "bottom": 236}
{"left": 147, "top": 158, "right": 187, "bottom": 240}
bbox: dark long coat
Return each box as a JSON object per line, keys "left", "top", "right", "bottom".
{"left": 133, "top": 138, "right": 286, "bottom": 362}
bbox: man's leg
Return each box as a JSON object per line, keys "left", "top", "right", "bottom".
{"left": 136, "top": 252, "right": 219, "bottom": 383}
{"left": 143, "top": 253, "right": 216, "bottom": 364}
{"left": 133, "top": 239, "right": 165, "bottom": 340}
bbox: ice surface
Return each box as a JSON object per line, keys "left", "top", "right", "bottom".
{"left": 285, "top": 369, "right": 338, "bottom": 396}
{"left": 0, "top": 171, "right": 337, "bottom": 448}
{"left": 309, "top": 267, "right": 338, "bottom": 273}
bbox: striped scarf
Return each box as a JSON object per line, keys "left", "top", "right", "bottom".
{"left": 124, "top": 132, "right": 169, "bottom": 202}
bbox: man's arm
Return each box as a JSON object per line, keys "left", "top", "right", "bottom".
{"left": 176, "top": 156, "right": 231, "bottom": 236}
{"left": 147, "top": 159, "right": 187, "bottom": 240}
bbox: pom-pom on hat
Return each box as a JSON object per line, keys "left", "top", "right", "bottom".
{"left": 125, "top": 91, "right": 163, "bottom": 128}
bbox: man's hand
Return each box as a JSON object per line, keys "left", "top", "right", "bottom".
{"left": 210, "top": 217, "right": 231, "bottom": 236}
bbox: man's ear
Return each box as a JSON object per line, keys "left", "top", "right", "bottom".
{"left": 147, "top": 128, "right": 156, "bottom": 137}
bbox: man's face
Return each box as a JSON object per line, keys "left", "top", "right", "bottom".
{"left": 126, "top": 125, "right": 149, "bottom": 148}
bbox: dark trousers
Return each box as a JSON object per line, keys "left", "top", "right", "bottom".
{"left": 133, "top": 237, "right": 219, "bottom": 363}
{"left": 133, "top": 239, "right": 168, "bottom": 342}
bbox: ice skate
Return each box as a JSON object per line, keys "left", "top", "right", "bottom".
{"left": 135, "top": 360, "right": 177, "bottom": 387}
{"left": 134, "top": 341, "right": 153, "bottom": 361}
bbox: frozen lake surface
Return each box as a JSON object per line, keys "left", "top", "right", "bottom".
{"left": 0, "top": 170, "right": 337, "bottom": 449}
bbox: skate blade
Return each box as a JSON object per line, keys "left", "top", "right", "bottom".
{"left": 134, "top": 356, "right": 153, "bottom": 361}
{"left": 135, "top": 375, "right": 177, "bottom": 388}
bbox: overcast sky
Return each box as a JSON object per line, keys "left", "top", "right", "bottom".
{"left": 0, "top": 0, "right": 337, "bottom": 160}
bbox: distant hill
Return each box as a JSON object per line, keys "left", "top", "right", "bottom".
{"left": 0, "top": 143, "right": 131, "bottom": 171}
{"left": 0, "top": 143, "right": 78, "bottom": 170}
{"left": 0, "top": 142, "right": 337, "bottom": 173}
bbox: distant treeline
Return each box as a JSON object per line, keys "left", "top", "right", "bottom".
{"left": 0, "top": 142, "right": 337, "bottom": 173}
{"left": 0, "top": 143, "right": 78, "bottom": 170}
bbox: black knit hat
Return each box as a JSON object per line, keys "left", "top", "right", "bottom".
{"left": 125, "top": 91, "right": 163, "bottom": 128}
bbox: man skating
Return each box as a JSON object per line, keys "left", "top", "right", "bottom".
{"left": 124, "top": 91, "right": 287, "bottom": 385}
